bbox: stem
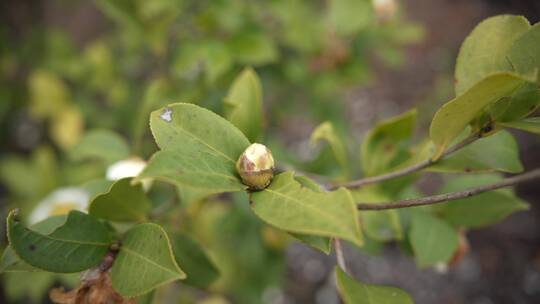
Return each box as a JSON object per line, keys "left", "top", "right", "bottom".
{"left": 357, "top": 167, "right": 540, "bottom": 210}
{"left": 331, "top": 131, "right": 481, "bottom": 190}
{"left": 333, "top": 238, "right": 349, "bottom": 274}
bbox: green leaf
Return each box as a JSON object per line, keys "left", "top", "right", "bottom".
{"left": 28, "top": 70, "right": 70, "bottom": 119}
{"left": 455, "top": 15, "right": 530, "bottom": 95}
{"left": 508, "top": 22, "right": 540, "bottom": 84}
{"left": 437, "top": 174, "right": 528, "bottom": 228}
{"left": 3, "top": 272, "right": 66, "bottom": 303}
{"left": 139, "top": 103, "right": 249, "bottom": 193}
{"left": 111, "top": 223, "right": 186, "bottom": 297}
{"left": 0, "top": 247, "right": 37, "bottom": 273}
{"left": 429, "top": 130, "right": 523, "bottom": 173}
{"left": 290, "top": 234, "right": 332, "bottom": 254}
{"left": 140, "top": 150, "right": 244, "bottom": 193}
{"left": 500, "top": 117, "right": 540, "bottom": 135}
{"left": 89, "top": 178, "right": 151, "bottom": 222}
{"left": 485, "top": 82, "right": 540, "bottom": 123}
{"left": 335, "top": 267, "right": 413, "bottom": 304}
{"left": 409, "top": 211, "right": 458, "bottom": 268}
{"left": 328, "top": 0, "right": 372, "bottom": 36}
{"left": 362, "top": 211, "right": 402, "bottom": 242}
{"left": 136, "top": 290, "right": 155, "bottom": 304}
{"left": 204, "top": 41, "right": 232, "bottom": 84}
{"left": 7, "top": 210, "right": 112, "bottom": 273}
{"left": 1, "top": 215, "right": 70, "bottom": 273}
{"left": 69, "top": 129, "right": 130, "bottom": 164}
{"left": 361, "top": 110, "right": 416, "bottom": 176}
{"left": 353, "top": 188, "right": 402, "bottom": 242}
{"left": 82, "top": 178, "right": 114, "bottom": 200}
{"left": 288, "top": 175, "right": 331, "bottom": 254}
{"left": 311, "top": 121, "right": 348, "bottom": 175}
{"left": 0, "top": 147, "right": 57, "bottom": 200}
{"left": 169, "top": 232, "right": 219, "bottom": 288}
{"left": 228, "top": 32, "right": 278, "bottom": 66}
{"left": 176, "top": 185, "right": 217, "bottom": 207}
{"left": 430, "top": 72, "right": 534, "bottom": 158}
{"left": 250, "top": 172, "right": 362, "bottom": 246}
{"left": 95, "top": 0, "right": 140, "bottom": 30}
{"left": 224, "top": 68, "right": 263, "bottom": 142}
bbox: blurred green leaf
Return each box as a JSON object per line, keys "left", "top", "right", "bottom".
{"left": 3, "top": 272, "right": 75, "bottom": 303}
{"left": 89, "top": 178, "right": 151, "bottom": 222}
{"left": 173, "top": 43, "right": 204, "bottom": 80}
{"left": 409, "top": 210, "right": 458, "bottom": 268}
{"left": 139, "top": 103, "right": 249, "bottom": 192}
{"left": 228, "top": 32, "right": 278, "bottom": 66}
{"left": 111, "top": 223, "right": 186, "bottom": 297}
{"left": 500, "top": 117, "right": 540, "bottom": 135}
{"left": 0, "top": 146, "right": 57, "bottom": 200}
{"left": 328, "top": 0, "right": 372, "bottom": 36}
{"left": 362, "top": 210, "right": 402, "bottom": 242}
{"left": 437, "top": 174, "right": 528, "bottom": 228}
{"left": 50, "top": 105, "right": 84, "bottom": 150}
{"left": 335, "top": 267, "right": 413, "bottom": 304}
{"left": 429, "top": 130, "right": 523, "bottom": 173}
{"left": 251, "top": 172, "right": 363, "bottom": 246}
{"left": 28, "top": 70, "right": 70, "bottom": 119}
{"left": 204, "top": 41, "right": 233, "bottom": 83}
{"left": 0, "top": 247, "right": 37, "bottom": 273}
{"left": 361, "top": 110, "right": 416, "bottom": 176}
{"left": 169, "top": 232, "right": 219, "bottom": 288}
{"left": 508, "top": 23, "right": 540, "bottom": 84}
{"left": 176, "top": 185, "right": 217, "bottom": 207}
{"left": 311, "top": 121, "right": 348, "bottom": 176}
{"left": 271, "top": 0, "right": 323, "bottom": 52}
{"left": 454, "top": 15, "right": 530, "bottom": 95}
{"left": 95, "top": 0, "right": 140, "bottom": 30}
{"left": 7, "top": 210, "right": 112, "bottom": 273}
{"left": 353, "top": 188, "right": 402, "bottom": 242}
{"left": 83, "top": 41, "right": 116, "bottom": 90}
{"left": 136, "top": 290, "right": 156, "bottom": 304}
{"left": 224, "top": 68, "right": 263, "bottom": 142}
{"left": 70, "top": 129, "right": 130, "bottom": 164}
{"left": 82, "top": 179, "right": 114, "bottom": 200}
{"left": 430, "top": 72, "right": 535, "bottom": 158}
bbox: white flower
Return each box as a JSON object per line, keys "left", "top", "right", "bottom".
{"left": 29, "top": 187, "right": 89, "bottom": 224}
{"left": 106, "top": 158, "right": 147, "bottom": 180}
{"left": 106, "top": 158, "right": 152, "bottom": 191}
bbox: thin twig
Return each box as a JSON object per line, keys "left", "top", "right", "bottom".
{"left": 333, "top": 238, "right": 349, "bottom": 274}
{"left": 357, "top": 167, "right": 540, "bottom": 210}
{"left": 331, "top": 131, "right": 481, "bottom": 190}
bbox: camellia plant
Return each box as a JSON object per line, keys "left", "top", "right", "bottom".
{"left": 2, "top": 8, "right": 540, "bottom": 304}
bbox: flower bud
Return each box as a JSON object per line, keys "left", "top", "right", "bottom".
{"left": 372, "top": 0, "right": 397, "bottom": 23}
{"left": 236, "top": 143, "right": 275, "bottom": 190}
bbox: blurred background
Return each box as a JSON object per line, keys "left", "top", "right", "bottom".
{"left": 1, "top": 0, "right": 540, "bottom": 303}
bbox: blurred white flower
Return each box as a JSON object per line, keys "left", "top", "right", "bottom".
{"left": 106, "top": 158, "right": 146, "bottom": 180}
{"left": 434, "top": 262, "right": 449, "bottom": 274}
{"left": 106, "top": 158, "right": 152, "bottom": 191}
{"left": 29, "top": 187, "right": 89, "bottom": 224}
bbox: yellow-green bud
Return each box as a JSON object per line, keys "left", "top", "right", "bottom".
{"left": 236, "top": 143, "right": 275, "bottom": 190}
